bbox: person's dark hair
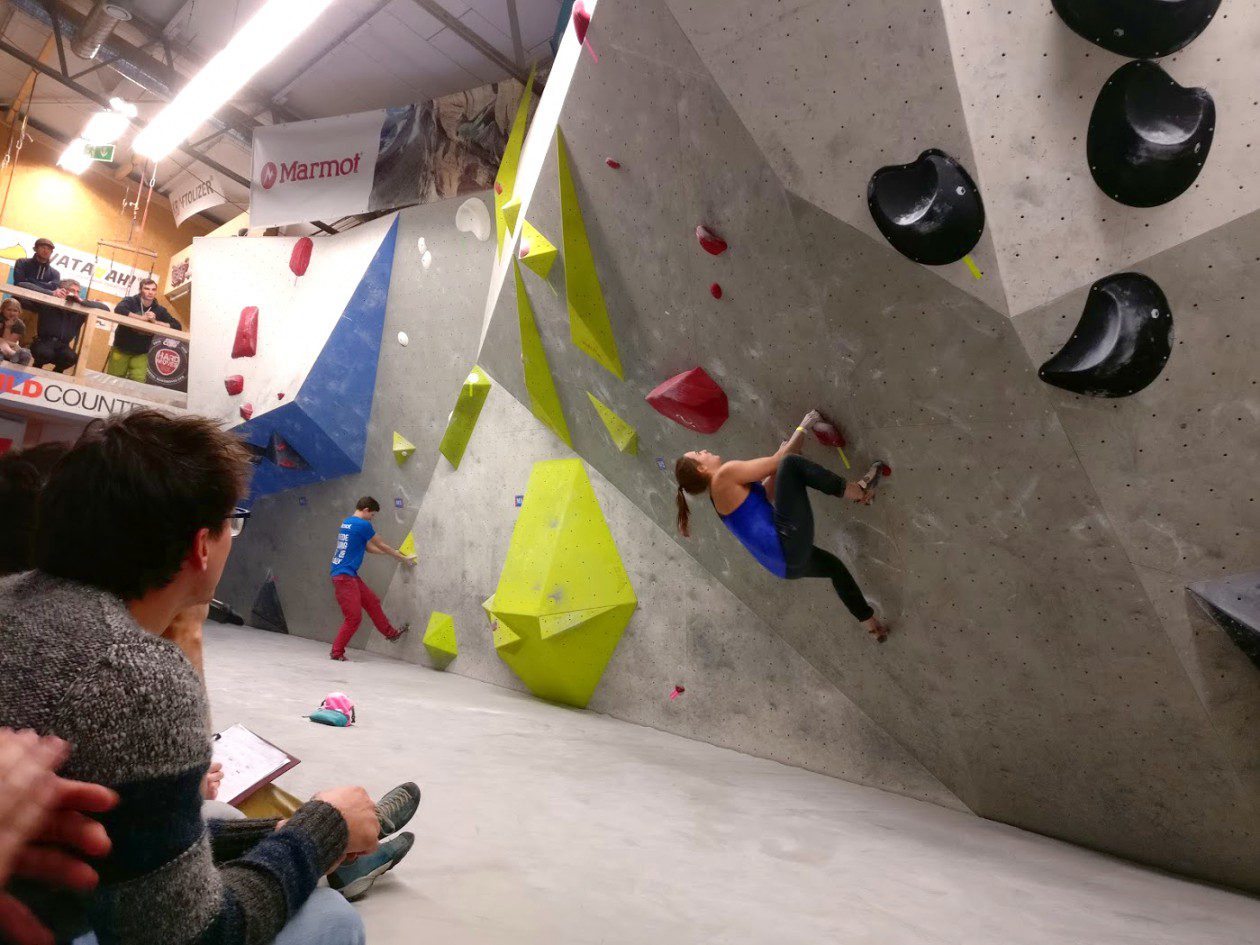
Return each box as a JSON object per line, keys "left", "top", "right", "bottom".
{"left": 139, "top": 278, "right": 158, "bottom": 291}
{"left": 674, "top": 455, "right": 709, "bottom": 538}
{"left": 34, "top": 410, "right": 253, "bottom": 600}
{"left": 355, "top": 496, "right": 380, "bottom": 513}
{"left": 0, "top": 443, "right": 70, "bottom": 575}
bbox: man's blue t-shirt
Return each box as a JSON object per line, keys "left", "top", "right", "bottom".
{"left": 330, "top": 516, "right": 375, "bottom": 577}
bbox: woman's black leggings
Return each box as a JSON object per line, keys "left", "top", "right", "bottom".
{"left": 772, "top": 454, "right": 874, "bottom": 621}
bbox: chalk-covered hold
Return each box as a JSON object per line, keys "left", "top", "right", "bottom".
{"left": 696, "top": 225, "right": 728, "bottom": 256}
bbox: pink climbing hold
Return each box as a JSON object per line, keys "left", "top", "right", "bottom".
{"left": 572, "top": 2, "right": 598, "bottom": 62}
{"left": 277, "top": 392, "right": 285, "bottom": 400}
{"left": 669, "top": 685, "right": 685, "bottom": 700}
{"left": 494, "top": 182, "right": 503, "bottom": 195}
{"left": 232, "top": 306, "right": 259, "bottom": 359}
{"left": 224, "top": 375, "right": 244, "bottom": 396}
{"left": 645, "top": 366, "right": 729, "bottom": 434}
{"left": 239, "top": 403, "right": 254, "bottom": 421}
{"left": 696, "top": 225, "right": 728, "bottom": 256}
{"left": 812, "top": 416, "right": 846, "bottom": 449}
{"left": 519, "top": 240, "right": 531, "bottom": 258}
{"left": 710, "top": 283, "right": 722, "bottom": 299}
{"left": 606, "top": 158, "right": 621, "bottom": 169}
{"left": 289, "top": 237, "right": 313, "bottom": 277}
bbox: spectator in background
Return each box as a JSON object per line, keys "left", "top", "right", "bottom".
{"left": 107, "top": 279, "right": 181, "bottom": 382}
{"left": 12, "top": 238, "right": 61, "bottom": 294}
{"left": 29, "top": 279, "right": 88, "bottom": 374}
{"left": 0, "top": 442, "right": 68, "bottom": 576}
{"left": 0, "top": 298, "right": 32, "bottom": 366}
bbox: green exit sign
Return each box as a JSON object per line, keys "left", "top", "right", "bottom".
{"left": 85, "top": 144, "right": 115, "bottom": 162}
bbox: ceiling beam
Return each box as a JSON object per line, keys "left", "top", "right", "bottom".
{"left": 408, "top": 0, "right": 530, "bottom": 85}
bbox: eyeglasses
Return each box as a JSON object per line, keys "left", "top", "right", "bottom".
{"left": 225, "top": 507, "right": 251, "bottom": 538}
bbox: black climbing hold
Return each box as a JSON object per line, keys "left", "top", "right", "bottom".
{"left": 209, "top": 598, "right": 245, "bottom": 626}
{"left": 867, "top": 149, "right": 984, "bottom": 266}
{"left": 1088, "top": 60, "right": 1214, "bottom": 209}
{"left": 249, "top": 571, "right": 289, "bottom": 634}
{"left": 1187, "top": 572, "right": 1260, "bottom": 671}
{"left": 1038, "top": 272, "right": 1172, "bottom": 398}
{"left": 1052, "top": 0, "right": 1221, "bottom": 58}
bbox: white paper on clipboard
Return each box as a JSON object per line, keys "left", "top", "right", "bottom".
{"left": 211, "top": 724, "right": 299, "bottom": 805}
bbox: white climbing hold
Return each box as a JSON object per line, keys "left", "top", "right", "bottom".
{"left": 417, "top": 237, "right": 428, "bottom": 254}
{"left": 955, "top": 186, "right": 966, "bottom": 196}
{"left": 455, "top": 197, "right": 492, "bottom": 242}
{"left": 422, "top": 250, "right": 433, "bottom": 269}
{"left": 398, "top": 331, "right": 410, "bottom": 346}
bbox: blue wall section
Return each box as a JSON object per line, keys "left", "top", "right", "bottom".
{"left": 237, "top": 217, "right": 400, "bottom": 502}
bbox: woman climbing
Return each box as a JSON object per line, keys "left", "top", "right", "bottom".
{"left": 674, "top": 411, "right": 889, "bottom": 642}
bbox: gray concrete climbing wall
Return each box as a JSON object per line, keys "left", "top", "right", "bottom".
{"left": 470, "top": 0, "right": 1260, "bottom": 890}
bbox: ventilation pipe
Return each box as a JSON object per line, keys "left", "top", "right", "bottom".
{"left": 70, "top": 1, "right": 133, "bottom": 61}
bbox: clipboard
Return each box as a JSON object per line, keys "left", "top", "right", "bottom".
{"left": 211, "top": 724, "right": 301, "bottom": 807}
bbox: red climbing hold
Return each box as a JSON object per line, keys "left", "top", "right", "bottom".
{"left": 494, "top": 182, "right": 503, "bottom": 195}
{"left": 710, "top": 283, "right": 722, "bottom": 299}
{"left": 606, "top": 158, "right": 621, "bottom": 169}
{"left": 670, "top": 685, "right": 685, "bottom": 700}
{"left": 519, "top": 241, "right": 531, "bottom": 258}
{"left": 224, "top": 375, "right": 244, "bottom": 396}
{"left": 880, "top": 463, "right": 893, "bottom": 477}
{"left": 277, "top": 392, "right": 285, "bottom": 400}
{"left": 696, "top": 225, "right": 728, "bottom": 256}
{"left": 645, "top": 367, "right": 729, "bottom": 434}
{"left": 812, "top": 415, "right": 846, "bottom": 448}
{"left": 239, "top": 403, "right": 254, "bottom": 421}
{"left": 289, "top": 237, "right": 313, "bottom": 277}
{"left": 232, "top": 306, "right": 259, "bottom": 359}
{"left": 573, "top": 1, "right": 591, "bottom": 43}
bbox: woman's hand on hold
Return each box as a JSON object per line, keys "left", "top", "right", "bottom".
{"left": 845, "top": 482, "right": 873, "bottom": 505}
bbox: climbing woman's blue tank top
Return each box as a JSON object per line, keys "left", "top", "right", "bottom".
{"left": 717, "top": 482, "right": 788, "bottom": 578}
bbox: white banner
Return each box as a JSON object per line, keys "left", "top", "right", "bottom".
{"left": 0, "top": 226, "right": 153, "bottom": 298}
{"left": 0, "top": 365, "right": 179, "bottom": 420}
{"left": 250, "top": 109, "right": 384, "bottom": 228}
{"left": 168, "top": 169, "right": 231, "bottom": 226}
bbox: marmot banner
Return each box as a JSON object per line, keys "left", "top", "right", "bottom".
{"left": 249, "top": 76, "right": 536, "bottom": 228}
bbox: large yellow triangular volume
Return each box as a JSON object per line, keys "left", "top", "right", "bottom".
{"left": 422, "top": 612, "right": 458, "bottom": 662}
{"left": 494, "top": 66, "right": 536, "bottom": 258}
{"left": 585, "top": 392, "right": 638, "bottom": 454}
{"left": 393, "top": 431, "right": 416, "bottom": 464}
{"left": 487, "top": 459, "right": 638, "bottom": 707}
{"left": 518, "top": 221, "right": 558, "bottom": 280}
{"left": 438, "top": 365, "right": 492, "bottom": 469}
{"left": 399, "top": 531, "right": 416, "bottom": 558}
{"left": 515, "top": 260, "right": 572, "bottom": 447}
{"left": 556, "top": 130, "right": 623, "bottom": 379}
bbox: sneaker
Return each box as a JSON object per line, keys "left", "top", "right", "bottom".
{"left": 388, "top": 622, "right": 410, "bottom": 643}
{"left": 376, "top": 782, "right": 421, "bottom": 838}
{"left": 330, "top": 653, "right": 348, "bottom": 661}
{"left": 328, "top": 832, "right": 414, "bottom": 901}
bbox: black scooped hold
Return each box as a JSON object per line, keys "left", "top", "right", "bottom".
{"left": 1052, "top": 0, "right": 1221, "bottom": 58}
{"left": 866, "top": 149, "right": 984, "bottom": 266}
{"left": 1038, "top": 272, "right": 1173, "bottom": 398}
{"left": 1088, "top": 60, "right": 1214, "bottom": 208}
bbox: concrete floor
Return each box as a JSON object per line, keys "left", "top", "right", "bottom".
{"left": 204, "top": 623, "right": 1260, "bottom": 945}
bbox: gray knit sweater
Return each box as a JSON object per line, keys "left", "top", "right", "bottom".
{"left": 0, "top": 572, "right": 348, "bottom": 944}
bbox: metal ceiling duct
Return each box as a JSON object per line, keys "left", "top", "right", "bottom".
{"left": 70, "top": 1, "right": 133, "bottom": 60}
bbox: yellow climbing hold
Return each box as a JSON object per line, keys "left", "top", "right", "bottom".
{"left": 494, "top": 66, "right": 536, "bottom": 258}
{"left": 557, "top": 129, "right": 624, "bottom": 379}
{"left": 422, "top": 612, "right": 458, "bottom": 664}
{"left": 586, "top": 392, "right": 638, "bottom": 454}
{"left": 392, "top": 432, "right": 416, "bottom": 464}
{"left": 438, "top": 366, "right": 492, "bottom": 469}
{"left": 486, "top": 459, "right": 637, "bottom": 707}
{"left": 518, "top": 220, "right": 558, "bottom": 280}
{"left": 502, "top": 196, "right": 522, "bottom": 234}
{"left": 399, "top": 531, "right": 417, "bottom": 558}
{"left": 515, "top": 260, "right": 572, "bottom": 447}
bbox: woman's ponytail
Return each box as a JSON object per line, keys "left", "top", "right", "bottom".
{"left": 676, "top": 487, "right": 691, "bottom": 538}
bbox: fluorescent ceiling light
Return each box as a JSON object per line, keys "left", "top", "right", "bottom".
{"left": 57, "top": 138, "right": 93, "bottom": 175}
{"left": 133, "top": 0, "right": 337, "bottom": 161}
{"left": 83, "top": 110, "right": 131, "bottom": 145}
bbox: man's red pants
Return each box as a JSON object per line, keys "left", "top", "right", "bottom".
{"left": 331, "top": 575, "right": 398, "bottom": 657}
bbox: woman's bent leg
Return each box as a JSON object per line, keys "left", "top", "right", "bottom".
{"left": 773, "top": 454, "right": 850, "bottom": 568}
{"left": 789, "top": 546, "right": 874, "bottom": 621}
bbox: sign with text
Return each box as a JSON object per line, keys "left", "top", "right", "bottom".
{"left": 168, "top": 169, "right": 232, "bottom": 226}
{"left": 0, "top": 367, "right": 175, "bottom": 420}
{"left": 0, "top": 226, "right": 152, "bottom": 298}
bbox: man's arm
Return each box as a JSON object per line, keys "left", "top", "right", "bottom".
{"left": 366, "top": 535, "right": 417, "bottom": 565}
{"left": 155, "top": 305, "right": 182, "bottom": 331}
{"left": 54, "top": 644, "right": 353, "bottom": 945}
{"left": 13, "top": 261, "right": 60, "bottom": 294}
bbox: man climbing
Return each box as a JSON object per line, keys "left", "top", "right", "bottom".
{"left": 329, "top": 496, "right": 417, "bottom": 661}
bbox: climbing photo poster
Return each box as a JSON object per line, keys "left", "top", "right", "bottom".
{"left": 249, "top": 75, "right": 538, "bottom": 228}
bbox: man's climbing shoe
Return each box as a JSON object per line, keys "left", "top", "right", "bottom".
{"left": 376, "top": 781, "right": 421, "bottom": 838}
{"left": 330, "top": 653, "right": 349, "bottom": 661}
{"left": 389, "top": 622, "right": 411, "bottom": 643}
{"left": 328, "top": 831, "right": 415, "bottom": 901}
